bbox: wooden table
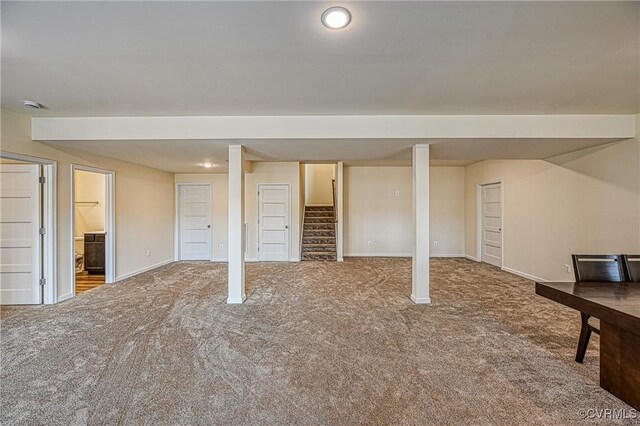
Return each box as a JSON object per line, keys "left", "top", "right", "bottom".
{"left": 536, "top": 281, "right": 640, "bottom": 410}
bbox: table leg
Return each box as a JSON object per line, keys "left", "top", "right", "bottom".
{"left": 600, "top": 321, "right": 640, "bottom": 410}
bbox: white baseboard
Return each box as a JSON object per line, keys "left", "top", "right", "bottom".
{"left": 411, "top": 294, "right": 432, "bottom": 304}
{"left": 501, "top": 266, "right": 547, "bottom": 283}
{"left": 464, "top": 254, "right": 479, "bottom": 262}
{"left": 306, "top": 204, "right": 332, "bottom": 207}
{"left": 343, "top": 254, "right": 465, "bottom": 259}
{"left": 57, "top": 293, "right": 73, "bottom": 303}
{"left": 247, "top": 258, "right": 300, "bottom": 263}
{"left": 116, "top": 259, "right": 174, "bottom": 282}
{"left": 345, "top": 253, "right": 411, "bottom": 257}
{"left": 227, "top": 295, "right": 247, "bottom": 304}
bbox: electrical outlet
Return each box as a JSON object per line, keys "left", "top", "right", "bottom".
{"left": 434, "top": 241, "right": 438, "bottom": 247}
{"left": 564, "top": 264, "right": 571, "bottom": 274}
{"left": 146, "top": 249, "right": 151, "bottom": 257}
{"left": 219, "top": 243, "right": 224, "bottom": 249}
{"left": 367, "top": 240, "right": 373, "bottom": 246}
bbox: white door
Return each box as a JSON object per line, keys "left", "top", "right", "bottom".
{"left": 258, "top": 185, "right": 289, "bottom": 261}
{"left": 481, "top": 183, "right": 502, "bottom": 267}
{"left": 179, "top": 185, "right": 212, "bottom": 260}
{"left": 0, "top": 164, "right": 42, "bottom": 304}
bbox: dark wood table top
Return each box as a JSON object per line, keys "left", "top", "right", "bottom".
{"left": 535, "top": 281, "right": 640, "bottom": 334}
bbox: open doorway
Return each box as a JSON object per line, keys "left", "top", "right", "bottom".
{"left": 71, "top": 165, "right": 115, "bottom": 295}
{"left": 301, "top": 164, "right": 337, "bottom": 261}
{"left": 0, "top": 152, "right": 56, "bottom": 305}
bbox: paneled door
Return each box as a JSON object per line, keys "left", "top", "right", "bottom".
{"left": 179, "top": 185, "right": 212, "bottom": 260}
{"left": 258, "top": 184, "right": 290, "bottom": 261}
{"left": 481, "top": 182, "right": 502, "bottom": 267}
{"left": 0, "top": 164, "right": 42, "bottom": 304}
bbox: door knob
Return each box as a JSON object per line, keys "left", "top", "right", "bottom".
{"left": 207, "top": 225, "right": 211, "bottom": 229}
{"left": 285, "top": 226, "right": 288, "bottom": 229}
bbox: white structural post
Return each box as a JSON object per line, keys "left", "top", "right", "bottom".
{"left": 411, "top": 145, "right": 431, "bottom": 304}
{"left": 336, "top": 161, "right": 344, "bottom": 262}
{"left": 228, "top": 145, "right": 246, "bottom": 304}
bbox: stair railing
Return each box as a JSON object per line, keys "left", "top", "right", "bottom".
{"left": 331, "top": 179, "right": 337, "bottom": 223}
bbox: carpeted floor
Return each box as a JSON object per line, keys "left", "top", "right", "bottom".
{"left": 0, "top": 258, "right": 636, "bottom": 425}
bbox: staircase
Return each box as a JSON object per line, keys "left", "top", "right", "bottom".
{"left": 301, "top": 206, "right": 336, "bottom": 261}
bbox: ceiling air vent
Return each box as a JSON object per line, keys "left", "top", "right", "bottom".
{"left": 23, "top": 100, "right": 43, "bottom": 109}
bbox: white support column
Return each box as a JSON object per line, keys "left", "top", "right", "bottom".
{"left": 411, "top": 145, "right": 431, "bottom": 304}
{"left": 336, "top": 161, "right": 344, "bottom": 262}
{"left": 228, "top": 145, "right": 246, "bottom": 304}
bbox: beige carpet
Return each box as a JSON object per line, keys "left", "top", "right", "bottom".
{"left": 0, "top": 258, "right": 635, "bottom": 425}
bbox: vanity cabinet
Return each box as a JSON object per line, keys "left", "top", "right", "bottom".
{"left": 84, "top": 232, "right": 105, "bottom": 274}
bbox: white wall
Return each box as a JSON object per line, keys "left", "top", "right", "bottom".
{"left": 344, "top": 166, "right": 465, "bottom": 257}
{"left": 465, "top": 137, "right": 640, "bottom": 282}
{"left": 1, "top": 109, "right": 175, "bottom": 301}
{"left": 174, "top": 173, "right": 228, "bottom": 261}
{"left": 245, "top": 162, "right": 301, "bottom": 261}
{"left": 305, "top": 164, "right": 334, "bottom": 205}
{"left": 74, "top": 170, "right": 106, "bottom": 255}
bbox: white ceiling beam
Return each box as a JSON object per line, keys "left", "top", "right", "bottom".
{"left": 31, "top": 115, "right": 636, "bottom": 141}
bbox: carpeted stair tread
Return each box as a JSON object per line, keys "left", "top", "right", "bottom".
{"left": 305, "top": 206, "right": 333, "bottom": 210}
{"left": 305, "top": 218, "right": 335, "bottom": 224}
{"left": 302, "top": 246, "right": 336, "bottom": 253}
{"left": 305, "top": 211, "right": 334, "bottom": 217}
{"left": 301, "top": 254, "right": 337, "bottom": 260}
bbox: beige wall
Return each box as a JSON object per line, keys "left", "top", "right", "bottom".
{"left": 1, "top": 109, "right": 175, "bottom": 301}
{"left": 174, "top": 173, "right": 228, "bottom": 261}
{"left": 305, "top": 164, "right": 334, "bottom": 205}
{"left": 465, "top": 137, "right": 640, "bottom": 281}
{"left": 344, "top": 166, "right": 465, "bottom": 256}
{"left": 430, "top": 167, "right": 466, "bottom": 256}
{"left": 74, "top": 170, "right": 106, "bottom": 255}
{"left": 345, "top": 166, "right": 412, "bottom": 256}
{"left": 245, "top": 162, "right": 301, "bottom": 261}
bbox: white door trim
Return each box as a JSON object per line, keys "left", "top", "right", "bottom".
{"left": 257, "top": 183, "right": 291, "bottom": 261}
{"left": 70, "top": 164, "right": 115, "bottom": 297}
{"left": 175, "top": 182, "right": 213, "bottom": 261}
{"left": 336, "top": 161, "right": 344, "bottom": 262}
{"left": 476, "top": 180, "right": 504, "bottom": 268}
{"left": 0, "top": 151, "right": 57, "bottom": 304}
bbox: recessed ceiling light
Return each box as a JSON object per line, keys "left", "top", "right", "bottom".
{"left": 201, "top": 162, "right": 214, "bottom": 168}
{"left": 23, "top": 100, "right": 43, "bottom": 109}
{"left": 321, "top": 7, "right": 351, "bottom": 30}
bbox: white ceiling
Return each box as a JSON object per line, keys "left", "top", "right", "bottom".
{"left": 3, "top": 1, "right": 639, "bottom": 116}
{"left": 43, "top": 137, "right": 623, "bottom": 173}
